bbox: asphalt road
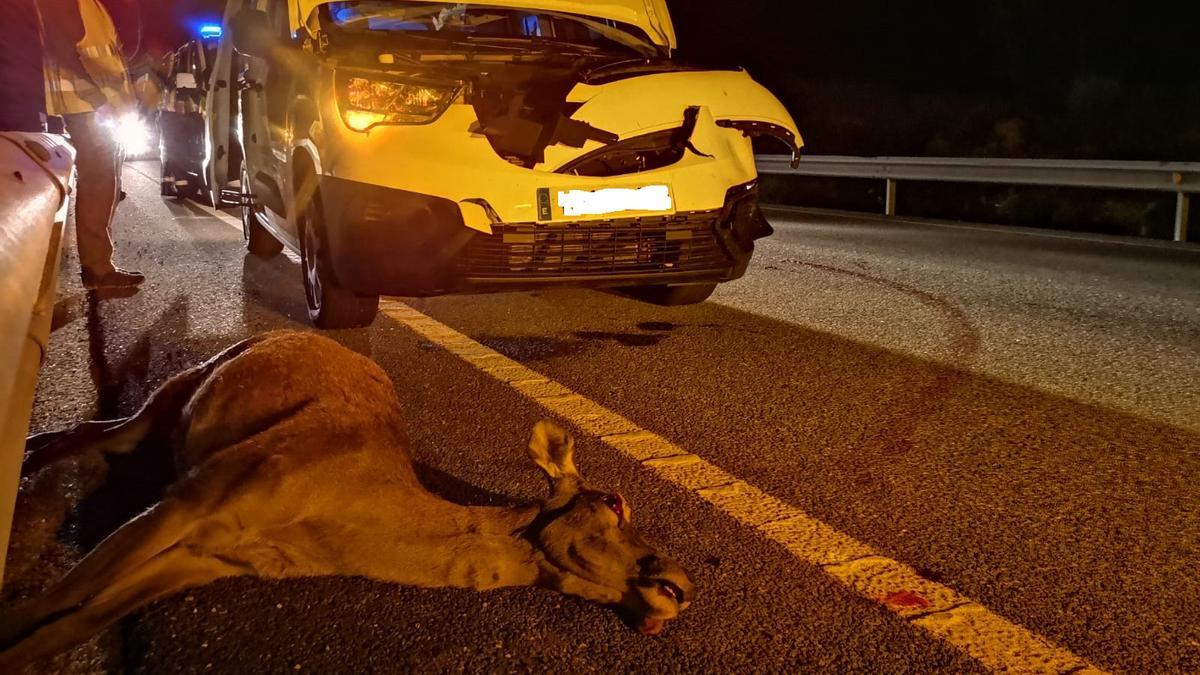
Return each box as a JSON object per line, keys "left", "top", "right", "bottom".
{"left": 4, "top": 160, "right": 1199, "bottom": 673}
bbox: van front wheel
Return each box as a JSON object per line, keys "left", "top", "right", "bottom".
{"left": 299, "top": 194, "right": 379, "bottom": 329}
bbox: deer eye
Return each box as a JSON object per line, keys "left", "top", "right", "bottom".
{"left": 602, "top": 494, "right": 624, "bottom": 520}
{"left": 657, "top": 579, "right": 685, "bottom": 604}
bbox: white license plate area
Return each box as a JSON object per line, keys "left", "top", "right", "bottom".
{"left": 540, "top": 185, "right": 674, "bottom": 220}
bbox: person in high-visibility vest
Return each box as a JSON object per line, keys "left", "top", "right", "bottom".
{"left": 38, "top": 0, "right": 144, "bottom": 290}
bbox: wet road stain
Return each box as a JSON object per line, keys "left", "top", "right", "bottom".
{"left": 776, "top": 258, "right": 982, "bottom": 468}
{"left": 478, "top": 325, "right": 675, "bottom": 359}
{"left": 476, "top": 335, "right": 582, "bottom": 360}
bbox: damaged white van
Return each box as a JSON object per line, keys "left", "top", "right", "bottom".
{"left": 218, "top": 0, "right": 802, "bottom": 327}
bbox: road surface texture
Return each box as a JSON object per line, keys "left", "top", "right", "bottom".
{"left": 3, "top": 160, "right": 1198, "bottom": 673}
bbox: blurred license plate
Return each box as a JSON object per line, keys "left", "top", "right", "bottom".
{"left": 545, "top": 185, "right": 674, "bottom": 219}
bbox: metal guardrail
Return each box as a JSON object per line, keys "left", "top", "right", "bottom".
{"left": 0, "top": 132, "right": 74, "bottom": 588}
{"left": 757, "top": 155, "right": 1199, "bottom": 242}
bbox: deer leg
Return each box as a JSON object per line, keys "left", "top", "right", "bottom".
{"left": 22, "top": 364, "right": 210, "bottom": 477}
{"left": 21, "top": 336, "right": 262, "bottom": 478}
{"left": 0, "top": 449, "right": 261, "bottom": 648}
{"left": 0, "top": 545, "right": 246, "bottom": 669}
{"left": 22, "top": 418, "right": 137, "bottom": 478}
{"left": 0, "top": 500, "right": 203, "bottom": 647}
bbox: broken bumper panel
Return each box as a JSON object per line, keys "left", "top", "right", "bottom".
{"left": 319, "top": 177, "right": 769, "bottom": 297}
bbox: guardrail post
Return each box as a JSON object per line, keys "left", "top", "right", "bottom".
{"left": 1176, "top": 193, "right": 1190, "bottom": 242}
{"left": 884, "top": 178, "right": 897, "bottom": 216}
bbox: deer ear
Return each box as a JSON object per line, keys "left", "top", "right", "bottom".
{"left": 527, "top": 420, "right": 581, "bottom": 488}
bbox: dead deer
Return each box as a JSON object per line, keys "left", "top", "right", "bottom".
{"left": 0, "top": 330, "right": 694, "bottom": 667}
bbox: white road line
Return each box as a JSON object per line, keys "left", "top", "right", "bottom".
{"left": 124, "top": 160, "right": 1107, "bottom": 671}
{"left": 125, "top": 163, "right": 300, "bottom": 262}
{"left": 126, "top": 162, "right": 242, "bottom": 229}
{"left": 378, "top": 300, "right": 1108, "bottom": 675}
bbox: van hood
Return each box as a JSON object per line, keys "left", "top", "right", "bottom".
{"left": 294, "top": 0, "right": 677, "bottom": 49}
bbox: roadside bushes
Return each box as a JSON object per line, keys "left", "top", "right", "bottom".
{"left": 754, "top": 75, "right": 1197, "bottom": 240}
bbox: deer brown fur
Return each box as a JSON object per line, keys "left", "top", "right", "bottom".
{"left": 0, "top": 330, "right": 693, "bottom": 667}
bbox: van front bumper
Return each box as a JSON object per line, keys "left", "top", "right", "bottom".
{"left": 319, "top": 177, "right": 771, "bottom": 297}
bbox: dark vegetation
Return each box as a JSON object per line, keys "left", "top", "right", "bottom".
{"left": 672, "top": 1, "right": 1200, "bottom": 239}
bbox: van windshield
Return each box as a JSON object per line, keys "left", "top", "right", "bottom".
{"left": 324, "top": 2, "right": 657, "bottom": 56}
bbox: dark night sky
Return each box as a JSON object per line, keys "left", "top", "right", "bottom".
{"left": 674, "top": 2, "right": 1200, "bottom": 92}
{"left": 113, "top": 1, "right": 1200, "bottom": 87}
{"left": 105, "top": 1, "right": 1200, "bottom": 159}
{"left": 103, "top": 0, "right": 223, "bottom": 58}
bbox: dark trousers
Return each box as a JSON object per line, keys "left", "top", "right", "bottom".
{"left": 63, "top": 112, "right": 122, "bottom": 276}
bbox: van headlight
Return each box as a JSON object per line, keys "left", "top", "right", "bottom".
{"left": 337, "top": 73, "right": 462, "bottom": 131}
{"left": 103, "top": 111, "right": 152, "bottom": 155}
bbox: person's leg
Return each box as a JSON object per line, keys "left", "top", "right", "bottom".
{"left": 62, "top": 112, "right": 142, "bottom": 288}
{"left": 63, "top": 112, "right": 116, "bottom": 276}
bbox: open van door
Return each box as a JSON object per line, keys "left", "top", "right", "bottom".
{"left": 203, "top": 2, "right": 241, "bottom": 205}
{"left": 227, "top": 0, "right": 298, "bottom": 246}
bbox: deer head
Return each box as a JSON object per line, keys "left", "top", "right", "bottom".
{"left": 523, "top": 421, "right": 695, "bottom": 635}
{"left": 0, "top": 330, "right": 702, "bottom": 668}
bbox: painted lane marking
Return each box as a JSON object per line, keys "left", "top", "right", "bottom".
{"left": 125, "top": 164, "right": 301, "bottom": 263}
{"left": 378, "top": 300, "right": 1107, "bottom": 675}
{"left": 126, "top": 162, "right": 242, "bottom": 229}
{"left": 125, "top": 160, "right": 1105, "bottom": 671}
{"left": 125, "top": 161, "right": 156, "bottom": 183}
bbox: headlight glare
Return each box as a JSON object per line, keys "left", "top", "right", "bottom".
{"left": 338, "top": 74, "right": 460, "bottom": 130}
{"left": 343, "top": 110, "right": 389, "bottom": 132}
{"left": 104, "top": 112, "right": 152, "bottom": 155}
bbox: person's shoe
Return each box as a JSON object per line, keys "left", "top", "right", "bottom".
{"left": 82, "top": 268, "right": 145, "bottom": 290}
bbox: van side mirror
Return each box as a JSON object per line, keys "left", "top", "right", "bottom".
{"left": 230, "top": 8, "right": 275, "bottom": 58}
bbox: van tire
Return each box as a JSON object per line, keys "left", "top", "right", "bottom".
{"left": 299, "top": 192, "right": 379, "bottom": 329}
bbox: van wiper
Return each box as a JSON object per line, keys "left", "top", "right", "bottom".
{"left": 371, "top": 30, "right": 525, "bottom": 55}
{"left": 582, "top": 59, "right": 704, "bottom": 82}
{"left": 460, "top": 35, "right": 602, "bottom": 57}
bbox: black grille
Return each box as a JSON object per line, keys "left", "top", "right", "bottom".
{"left": 460, "top": 210, "right": 730, "bottom": 279}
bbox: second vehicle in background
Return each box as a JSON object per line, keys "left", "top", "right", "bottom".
{"left": 156, "top": 26, "right": 237, "bottom": 204}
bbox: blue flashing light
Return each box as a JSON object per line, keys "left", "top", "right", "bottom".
{"left": 522, "top": 15, "right": 542, "bottom": 37}
{"left": 199, "top": 24, "right": 223, "bottom": 39}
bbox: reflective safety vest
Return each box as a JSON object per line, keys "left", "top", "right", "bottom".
{"left": 42, "top": 0, "right": 133, "bottom": 115}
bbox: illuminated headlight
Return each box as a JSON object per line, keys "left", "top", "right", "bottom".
{"left": 337, "top": 73, "right": 461, "bottom": 131}
{"left": 105, "top": 112, "right": 152, "bottom": 156}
